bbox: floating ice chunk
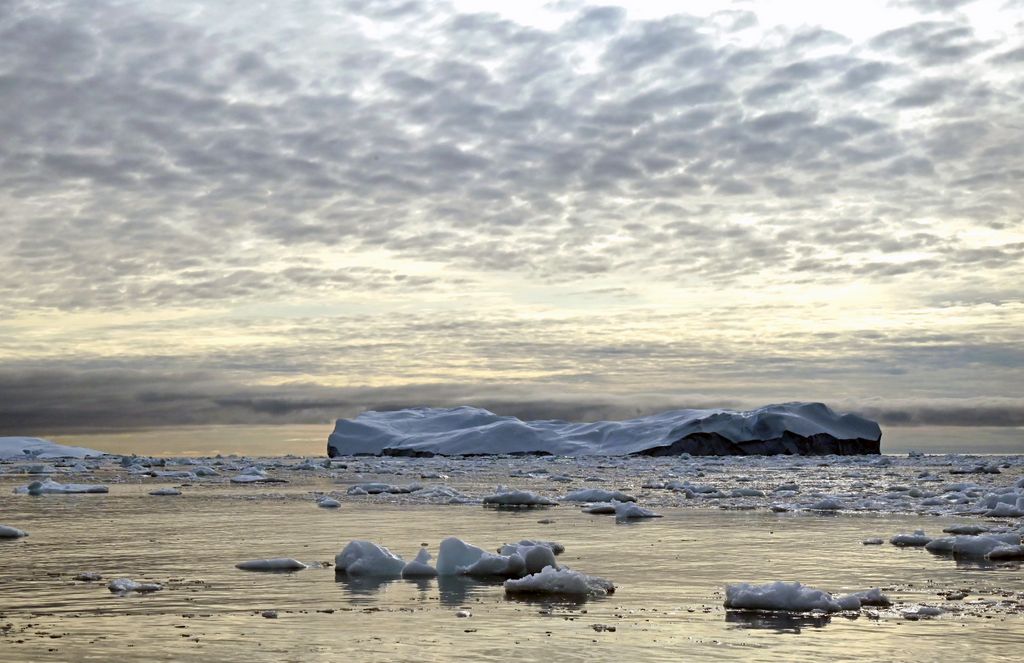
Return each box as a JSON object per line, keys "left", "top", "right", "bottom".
{"left": 346, "top": 482, "right": 422, "bottom": 495}
{"left": 401, "top": 548, "right": 438, "bottom": 578}
{"left": 75, "top": 572, "right": 102, "bottom": 581}
{"left": 317, "top": 497, "right": 341, "bottom": 508}
{"left": 149, "top": 470, "right": 196, "bottom": 480}
{"left": 862, "top": 538, "right": 884, "bottom": 545}
{"left": 335, "top": 540, "right": 406, "bottom": 577}
{"left": 236, "top": 558, "right": 308, "bottom": 571}
{"left": 582, "top": 502, "right": 617, "bottom": 514}
{"left": 193, "top": 466, "right": 220, "bottom": 477}
{"left": 984, "top": 502, "right": 1024, "bottom": 518}
{"left": 15, "top": 479, "right": 109, "bottom": 495}
{"left": 482, "top": 487, "right": 556, "bottom": 507}
{"left": 504, "top": 566, "right": 615, "bottom": 597}
{"left": 842, "top": 588, "right": 892, "bottom": 607}
{"left": 497, "top": 542, "right": 558, "bottom": 574}
{"left": 925, "top": 533, "right": 1018, "bottom": 557}
{"left": 0, "top": 525, "right": 28, "bottom": 538}
{"left": 498, "top": 540, "right": 565, "bottom": 556}
{"left": 0, "top": 437, "right": 105, "bottom": 460}
{"left": 435, "top": 537, "right": 525, "bottom": 578}
{"left": 890, "top": 530, "right": 932, "bottom": 547}
{"left": 414, "top": 485, "right": 472, "bottom": 503}
{"left": 230, "top": 471, "right": 286, "bottom": 484}
{"left": 942, "top": 524, "right": 989, "bottom": 535}
{"left": 149, "top": 488, "right": 181, "bottom": 496}
{"left": 986, "top": 544, "right": 1024, "bottom": 560}
{"left": 108, "top": 578, "right": 163, "bottom": 593}
{"left": 902, "top": 605, "right": 942, "bottom": 618}
{"left": 562, "top": 488, "right": 635, "bottom": 503}
{"left": 807, "top": 497, "right": 844, "bottom": 511}
{"left": 724, "top": 581, "right": 842, "bottom": 613}
{"left": 613, "top": 500, "right": 662, "bottom": 520}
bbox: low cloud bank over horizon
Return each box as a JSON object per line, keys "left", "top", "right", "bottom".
{"left": 1, "top": 368, "right": 1022, "bottom": 436}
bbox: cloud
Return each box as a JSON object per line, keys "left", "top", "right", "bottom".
{"left": 0, "top": 0, "right": 1022, "bottom": 435}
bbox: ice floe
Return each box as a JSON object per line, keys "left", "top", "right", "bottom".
{"left": 236, "top": 558, "right": 308, "bottom": 571}
{"left": 0, "top": 437, "right": 105, "bottom": 460}
{"left": 335, "top": 540, "right": 406, "bottom": 577}
{"left": 482, "top": 487, "right": 556, "bottom": 507}
{"left": 14, "top": 479, "right": 109, "bottom": 495}
{"left": 561, "top": 488, "right": 635, "bottom": 503}
{"left": 504, "top": 566, "right": 615, "bottom": 597}
{"left": 0, "top": 525, "right": 28, "bottom": 538}
{"left": 401, "top": 548, "right": 438, "bottom": 578}
{"left": 149, "top": 488, "right": 182, "bottom": 496}
{"left": 724, "top": 581, "right": 871, "bottom": 613}
{"left": 108, "top": 578, "right": 163, "bottom": 593}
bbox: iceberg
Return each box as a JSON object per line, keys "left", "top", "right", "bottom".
{"left": 327, "top": 403, "right": 881, "bottom": 457}
{"left": 0, "top": 437, "right": 105, "bottom": 460}
{"left": 504, "top": 566, "right": 615, "bottom": 597}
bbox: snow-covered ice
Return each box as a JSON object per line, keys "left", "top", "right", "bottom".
{"left": 14, "top": 479, "right": 109, "bottom": 495}
{"left": 504, "top": 566, "right": 615, "bottom": 597}
{"left": 335, "top": 540, "right": 406, "bottom": 577}
{"left": 0, "top": 437, "right": 105, "bottom": 460}
{"left": 725, "top": 582, "right": 846, "bottom": 613}
{"left": 328, "top": 403, "right": 881, "bottom": 457}
{"left": 482, "top": 487, "right": 556, "bottom": 507}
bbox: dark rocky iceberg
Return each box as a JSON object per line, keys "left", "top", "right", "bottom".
{"left": 327, "top": 402, "right": 882, "bottom": 457}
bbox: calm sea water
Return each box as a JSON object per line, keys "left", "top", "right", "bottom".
{"left": 2, "top": 476, "right": 1022, "bottom": 662}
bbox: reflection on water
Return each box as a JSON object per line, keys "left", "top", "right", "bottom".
{"left": 1, "top": 481, "right": 1023, "bottom": 662}
{"left": 725, "top": 610, "right": 833, "bottom": 634}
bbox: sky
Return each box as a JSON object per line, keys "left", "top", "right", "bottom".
{"left": 0, "top": 0, "right": 1022, "bottom": 448}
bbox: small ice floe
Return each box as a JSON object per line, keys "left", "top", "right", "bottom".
{"left": 435, "top": 537, "right": 526, "bottom": 578}
{"left": 0, "top": 525, "right": 28, "bottom": 538}
{"left": 924, "top": 533, "right": 1019, "bottom": 557}
{"left": 504, "top": 566, "right": 615, "bottom": 598}
{"left": 613, "top": 500, "right": 662, "bottom": 520}
{"left": 942, "top": 524, "right": 989, "bottom": 535}
{"left": 842, "top": 587, "right": 892, "bottom": 607}
{"left": 149, "top": 488, "right": 182, "bottom": 496}
{"left": 14, "top": 479, "right": 109, "bottom": 495}
{"left": 401, "top": 548, "right": 438, "bottom": 578}
{"left": 499, "top": 539, "right": 565, "bottom": 556}
{"left": 316, "top": 497, "right": 341, "bottom": 508}
{"left": 261, "top": 610, "right": 278, "bottom": 619}
{"left": 482, "top": 487, "right": 556, "bottom": 507}
{"left": 901, "top": 605, "right": 943, "bottom": 619}
{"left": 862, "top": 538, "right": 884, "bottom": 545}
{"left": 193, "top": 466, "right": 220, "bottom": 477}
{"left": 731, "top": 488, "right": 766, "bottom": 498}
{"left": 561, "top": 488, "right": 636, "bottom": 503}
{"left": 986, "top": 544, "right": 1024, "bottom": 560}
{"left": 724, "top": 581, "right": 846, "bottom": 613}
{"left": 419, "top": 472, "right": 448, "bottom": 480}
{"left": 984, "top": 502, "right": 1024, "bottom": 518}
{"left": 807, "top": 497, "right": 844, "bottom": 512}
{"left": 335, "top": 540, "right": 406, "bottom": 577}
{"left": 582, "top": 502, "right": 617, "bottom": 514}
{"left": 346, "top": 482, "right": 422, "bottom": 495}
{"left": 108, "top": 578, "right": 163, "bottom": 593}
{"left": 148, "top": 470, "right": 196, "bottom": 480}
{"left": 230, "top": 469, "right": 287, "bottom": 484}
{"left": 75, "top": 572, "right": 102, "bottom": 582}
{"left": 236, "top": 558, "right": 308, "bottom": 572}
{"left": 890, "top": 530, "right": 932, "bottom": 547}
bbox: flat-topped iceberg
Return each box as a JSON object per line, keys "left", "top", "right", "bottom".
{"left": 0, "top": 437, "right": 105, "bottom": 460}
{"left": 327, "top": 403, "right": 881, "bottom": 457}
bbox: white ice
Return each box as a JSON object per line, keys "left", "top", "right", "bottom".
{"left": 108, "top": 578, "right": 163, "bottom": 593}
{"left": 335, "top": 540, "right": 406, "bottom": 577}
{"left": 482, "top": 487, "right": 556, "bottom": 507}
{"left": 890, "top": 530, "right": 932, "bottom": 547}
{"left": 14, "top": 479, "right": 109, "bottom": 495}
{"left": 504, "top": 566, "right": 615, "bottom": 597}
{"left": 724, "top": 581, "right": 844, "bottom": 613}
{"left": 401, "top": 548, "right": 438, "bottom": 578}
{"left": 0, "top": 437, "right": 105, "bottom": 460}
{"left": 561, "top": 488, "right": 636, "bottom": 503}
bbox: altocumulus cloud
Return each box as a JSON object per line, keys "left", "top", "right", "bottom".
{"left": 0, "top": 0, "right": 1022, "bottom": 435}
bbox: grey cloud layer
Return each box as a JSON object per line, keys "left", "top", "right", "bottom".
{"left": 1, "top": 0, "right": 1022, "bottom": 311}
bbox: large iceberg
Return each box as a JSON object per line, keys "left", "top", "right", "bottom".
{"left": 0, "top": 437, "right": 105, "bottom": 460}
{"left": 327, "top": 403, "right": 881, "bottom": 457}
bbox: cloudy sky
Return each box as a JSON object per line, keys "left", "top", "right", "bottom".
{"left": 1, "top": 0, "right": 1022, "bottom": 447}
